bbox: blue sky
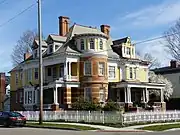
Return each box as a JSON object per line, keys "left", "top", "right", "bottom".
{"left": 0, "top": 0, "right": 180, "bottom": 74}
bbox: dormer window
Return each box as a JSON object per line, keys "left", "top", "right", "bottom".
{"left": 126, "top": 47, "right": 131, "bottom": 55}
{"left": 99, "top": 39, "right": 103, "bottom": 50}
{"left": 80, "top": 39, "right": 84, "bottom": 50}
{"left": 49, "top": 45, "right": 53, "bottom": 53}
{"left": 90, "top": 38, "right": 95, "bottom": 49}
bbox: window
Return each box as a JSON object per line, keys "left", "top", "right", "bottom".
{"left": 108, "top": 66, "right": 115, "bottom": 78}
{"left": 84, "top": 61, "right": 92, "bottom": 75}
{"left": 130, "top": 67, "right": 133, "bottom": 79}
{"left": 48, "top": 68, "right": 51, "bottom": 76}
{"left": 33, "top": 91, "right": 36, "bottom": 103}
{"left": 59, "top": 64, "right": 64, "bottom": 77}
{"left": 15, "top": 73, "right": 18, "bottom": 85}
{"left": 34, "top": 50, "right": 38, "bottom": 57}
{"left": 20, "top": 72, "right": 23, "bottom": 80}
{"left": 90, "top": 38, "right": 95, "bottom": 49}
{"left": 134, "top": 67, "right": 136, "bottom": 79}
{"left": 98, "top": 62, "right": 105, "bottom": 76}
{"left": 126, "top": 47, "right": 131, "bottom": 55}
{"left": 49, "top": 45, "right": 53, "bottom": 53}
{"left": 80, "top": 39, "right": 85, "bottom": 50}
{"left": 53, "top": 67, "right": 57, "bottom": 78}
{"left": 132, "top": 48, "right": 134, "bottom": 55}
{"left": 84, "top": 88, "right": 92, "bottom": 101}
{"left": 35, "top": 68, "right": 38, "bottom": 80}
{"left": 99, "top": 39, "right": 103, "bottom": 50}
{"left": 99, "top": 88, "right": 105, "bottom": 102}
{"left": 28, "top": 91, "right": 32, "bottom": 104}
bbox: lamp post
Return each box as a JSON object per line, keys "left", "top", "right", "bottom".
{"left": 38, "top": 0, "right": 43, "bottom": 125}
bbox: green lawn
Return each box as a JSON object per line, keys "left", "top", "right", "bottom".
{"left": 26, "top": 123, "right": 99, "bottom": 131}
{"left": 139, "top": 124, "right": 180, "bottom": 131}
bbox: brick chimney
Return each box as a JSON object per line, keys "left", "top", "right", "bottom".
{"left": 0, "top": 73, "right": 5, "bottom": 110}
{"left": 24, "top": 52, "right": 31, "bottom": 61}
{"left": 100, "top": 25, "right": 110, "bottom": 37}
{"left": 59, "top": 16, "right": 70, "bottom": 36}
{"left": 170, "top": 60, "right": 178, "bottom": 68}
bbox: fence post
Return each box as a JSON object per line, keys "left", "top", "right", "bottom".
{"left": 76, "top": 110, "right": 79, "bottom": 122}
{"left": 65, "top": 110, "right": 67, "bottom": 122}
{"left": 88, "top": 111, "right": 91, "bottom": 123}
{"left": 102, "top": 111, "right": 105, "bottom": 124}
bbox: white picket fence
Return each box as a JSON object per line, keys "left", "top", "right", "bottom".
{"left": 18, "top": 110, "right": 180, "bottom": 125}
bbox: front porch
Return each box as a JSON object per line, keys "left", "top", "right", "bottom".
{"left": 110, "top": 81, "right": 166, "bottom": 112}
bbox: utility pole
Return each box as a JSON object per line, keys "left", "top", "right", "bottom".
{"left": 38, "top": 0, "right": 43, "bottom": 125}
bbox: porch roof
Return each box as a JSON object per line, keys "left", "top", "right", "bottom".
{"left": 110, "top": 81, "right": 165, "bottom": 89}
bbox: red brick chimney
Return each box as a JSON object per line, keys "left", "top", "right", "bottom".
{"left": 170, "top": 60, "right": 178, "bottom": 68}
{"left": 59, "top": 16, "right": 70, "bottom": 36}
{"left": 24, "top": 52, "right": 31, "bottom": 61}
{"left": 0, "top": 73, "right": 5, "bottom": 110}
{"left": 100, "top": 25, "right": 110, "bottom": 37}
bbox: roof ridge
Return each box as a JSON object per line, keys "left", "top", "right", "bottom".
{"left": 74, "top": 23, "right": 99, "bottom": 30}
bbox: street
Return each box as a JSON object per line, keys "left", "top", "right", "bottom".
{"left": 0, "top": 127, "right": 180, "bottom": 135}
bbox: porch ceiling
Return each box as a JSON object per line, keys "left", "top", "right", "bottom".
{"left": 111, "top": 81, "right": 165, "bottom": 89}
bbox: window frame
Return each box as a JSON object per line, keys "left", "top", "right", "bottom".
{"left": 84, "top": 87, "right": 92, "bottom": 102}
{"left": 108, "top": 66, "right": 116, "bottom": 79}
{"left": 80, "top": 39, "right": 85, "bottom": 50}
{"left": 126, "top": 47, "right": 131, "bottom": 55}
{"left": 129, "top": 67, "right": 133, "bottom": 79}
{"left": 89, "top": 38, "right": 95, "bottom": 49}
{"left": 84, "top": 61, "right": 92, "bottom": 76}
{"left": 99, "top": 39, "right": 103, "bottom": 50}
{"left": 98, "top": 62, "right": 105, "bottom": 76}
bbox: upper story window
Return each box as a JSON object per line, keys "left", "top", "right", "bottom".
{"left": 90, "top": 38, "right": 95, "bottom": 49}
{"left": 49, "top": 45, "right": 53, "bottom": 53}
{"left": 99, "top": 39, "right": 103, "bottom": 50}
{"left": 84, "top": 61, "right": 92, "bottom": 75}
{"left": 35, "top": 68, "right": 38, "bottom": 80}
{"left": 129, "top": 67, "right": 133, "bottom": 79}
{"left": 48, "top": 68, "right": 51, "bottom": 76}
{"left": 109, "top": 66, "right": 115, "bottom": 78}
{"left": 98, "top": 62, "right": 105, "bottom": 76}
{"left": 80, "top": 39, "right": 85, "bottom": 50}
{"left": 126, "top": 47, "right": 131, "bottom": 55}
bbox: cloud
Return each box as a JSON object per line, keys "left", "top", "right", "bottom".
{"left": 135, "top": 37, "right": 172, "bottom": 67}
{"left": 113, "top": 0, "right": 180, "bottom": 30}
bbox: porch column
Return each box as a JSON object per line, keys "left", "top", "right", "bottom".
{"left": 160, "top": 88, "right": 164, "bottom": 102}
{"left": 145, "top": 87, "right": 149, "bottom": 102}
{"left": 143, "top": 89, "right": 146, "bottom": 103}
{"left": 64, "top": 61, "right": 68, "bottom": 79}
{"left": 53, "top": 87, "right": 58, "bottom": 104}
{"left": 127, "top": 87, "right": 132, "bottom": 103}
{"left": 124, "top": 88, "right": 127, "bottom": 103}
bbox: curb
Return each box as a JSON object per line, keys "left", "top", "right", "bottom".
{"left": 25, "top": 125, "right": 80, "bottom": 131}
{"left": 96, "top": 130, "right": 146, "bottom": 133}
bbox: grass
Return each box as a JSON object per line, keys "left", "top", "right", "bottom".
{"left": 139, "top": 124, "right": 180, "bottom": 131}
{"left": 26, "top": 122, "right": 100, "bottom": 131}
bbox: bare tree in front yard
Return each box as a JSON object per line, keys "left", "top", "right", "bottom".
{"left": 136, "top": 51, "right": 161, "bottom": 69}
{"left": 164, "top": 18, "right": 180, "bottom": 60}
{"left": 11, "top": 30, "right": 38, "bottom": 66}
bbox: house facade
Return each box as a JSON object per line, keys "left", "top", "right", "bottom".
{"left": 152, "top": 60, "right": 180, "bottom": 110}
{"left": 9, "top": 16, "right": 165, "bottom": 111}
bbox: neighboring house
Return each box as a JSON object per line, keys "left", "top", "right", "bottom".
{"left": 0, "top": 73, "right": 10, "bottom": 111}
{"left": 9, "top": 16, "right": 165, "bottom": 111}
{"left": 152, "top": 60, "right": 180, "bottom": 110}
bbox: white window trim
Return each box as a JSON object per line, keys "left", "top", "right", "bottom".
{"left": 98, "top": 62, "right": 105, "bottom": 76}
{"left": 84, "top": 61, "right": 92, "bottom": 76}
{"left": 89, "top": 38, "right": 95, "bottom": 50}
{"left": 108, "top": 66, "right": 116, "bottom": 79}
{"left": 80, "top": 39, "right": 85, "bottom": 50}
{"left": 84, "top": 87, "right": 92, "bottom": 101}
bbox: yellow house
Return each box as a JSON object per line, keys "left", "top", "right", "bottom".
{"left": 9, "top": 16, "right": 165, "bottom": 111}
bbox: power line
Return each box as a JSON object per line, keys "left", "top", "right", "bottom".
{"left": 0, "top": 3, "right": 36, "bottom": 28}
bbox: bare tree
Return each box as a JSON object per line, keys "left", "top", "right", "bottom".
{"left": 136, "top": 51, "right": 161, "bottom": 69}
{"left": 164, "top": 18, "right": 180, "bottom": 60}
{"left": 11, "top": 30, "right": 38, "bottom": 66}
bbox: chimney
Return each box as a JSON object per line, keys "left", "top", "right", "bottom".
{"left": 170, "top": 60, "right": 178, "bottom": 68}
{"left": 59, "top": 16, "right": 70, "bottom": 36}
{"left": 24, "top": 52, "right": 31, "bottom": 61}
{"left": 100, "top": 25, "right": 110, "bottom": 37}
{"left": 0, "top": 73, "right": 5, "bottom": 110}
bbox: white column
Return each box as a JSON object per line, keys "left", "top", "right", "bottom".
{"left": 127, "top": 87, "right": 131, "bottom": 103}
{"left": 124, "top": 88, "right": 127, "bottom": 103}
{"left": 143, "top": 89, "right": 146, "bottom": 103}
{"left": 145, "top": 87, "right": 149, "bottom": 102}
{"left": 64, "top": 61, "right": 67, "bottom": 80}
{"left": 160, "top": 88, "right": 164, "bottom": 102}
{"left": 53, "top": 87, "right": 58, "bottom": 104}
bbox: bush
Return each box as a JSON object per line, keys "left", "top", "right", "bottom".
{"left": 102, "top": 100, "right": 120, "bottom": 111}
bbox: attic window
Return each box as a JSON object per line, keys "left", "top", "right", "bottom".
{"left": 49, "top": 45, "right": 53, "bottom": 53}
{"left": 126, "top": 47, "right": 131, "bottom": 55}
{"left": 90, "top": 38, "right": 95, "bottom": 49}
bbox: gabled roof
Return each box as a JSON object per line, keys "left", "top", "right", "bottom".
{"left": 113, "top": 37, "right": 130, "bottom": 45}
{"left": 47, "top": 34, "right": 67, "bottom": 43}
